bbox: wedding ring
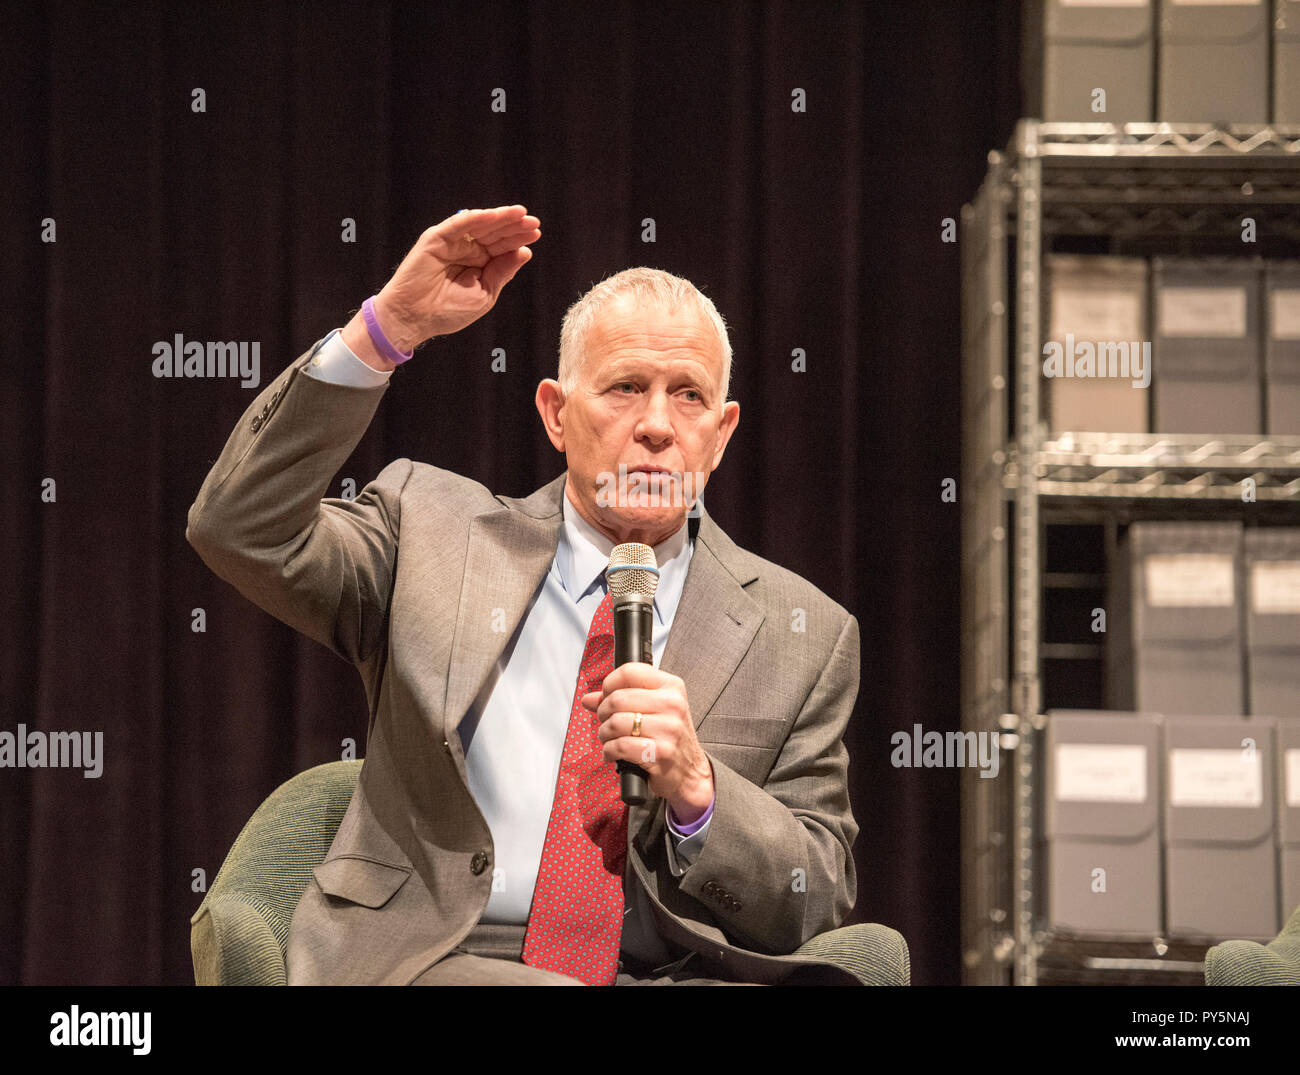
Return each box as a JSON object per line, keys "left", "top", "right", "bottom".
{"left": 631, "top": 713, "right": 643, "bottom": 737}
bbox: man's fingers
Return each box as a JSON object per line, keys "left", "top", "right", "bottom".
{"left": 480, "top": 245, "right": 533, "bottom": 298}
{"left": 602, "top": 736, "right": 659, "bottom": 769}
{"left": 480, "top": 227, "right": 541, "bottom": 259}
{"left": 475, "top": 216, "right": 541, "bottom": 252}
{"left": 596, "top": 687, "right": 672, "bottom": 721}
{"left": 600, "top": 663, "right": 671, "bottom": 693}
{"left": 445, "top": 205, "right": 529, "bottom": 238}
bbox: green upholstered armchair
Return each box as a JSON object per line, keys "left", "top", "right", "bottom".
{"left": 1204, "top": 902, "right": 1300, "bottom": 986}
{"left": 190, "top": 760, "right": 911, "bottom": 986}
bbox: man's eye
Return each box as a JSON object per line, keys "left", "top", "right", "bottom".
{"left": 614, "top": 382, "right": 637, "bottom": 393}
{"left": 681, "top": 389, "right": 702, "bottom": 402}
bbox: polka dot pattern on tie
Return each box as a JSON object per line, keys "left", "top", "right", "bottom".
{"left": 521, "top": 589, "right": 629, "bottom": 985}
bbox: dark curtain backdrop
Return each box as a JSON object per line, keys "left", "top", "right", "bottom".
{"left": 1, "top": 0, "right": 1021, "bottom": 986}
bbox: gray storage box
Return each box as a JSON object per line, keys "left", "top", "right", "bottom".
{"left": 1152, "top": 258, "right": 1262, "bottom": 435}
{"left": 1163, "top": 713, "right": 1278, "bottom": 940}
{"left": 1028, "top": 0, "right": 1155, "bottom": 122}
{"left": 1265, "top": 262, "right": 1300, "bottom": 435}
{"left": 1275, "top": 0, "right": 1300, "bottom": 123}
{"left": 1244, "top": 528, "right": 1300, "bottom": 720}
{"left": 1158, "top": 0, "right": 1269, "bottom": 123}
{"left": 1277, "top": 717, "right": 1300, "bottom": 920}
{"left": 1045, "top": 255, "right": 1150, "bottom": 433}
{"left": 1109, "top": 521, "right": 1244, "bottom": 716}
{"left": 1046, "top": 709, "right": 1163, "bottom": 935}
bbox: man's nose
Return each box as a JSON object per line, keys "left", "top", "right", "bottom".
{"left": 636, "top": 391, "right": 674, "bottom": 443}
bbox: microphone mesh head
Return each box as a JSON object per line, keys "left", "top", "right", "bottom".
{"left": 607, "top": 542, "right": 660, "bottom": 600}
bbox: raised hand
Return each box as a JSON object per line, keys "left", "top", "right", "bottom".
{"left": 342, "top": 204, "right": 541, "bottom": 369}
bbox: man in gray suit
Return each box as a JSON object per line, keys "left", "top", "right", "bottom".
{"left": 186, "top": 205, "right": 870, "bottom": 985}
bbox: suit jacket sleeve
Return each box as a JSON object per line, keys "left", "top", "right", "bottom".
{"left": 185, "top": 340, "right": 409, "bottom": 668}
{"left": 666, "top": 612, "right": 859, "bottom": 955}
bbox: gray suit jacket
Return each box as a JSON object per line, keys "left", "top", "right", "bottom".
{"left": 186, "top": 336, "right": 861, "bottom": 985}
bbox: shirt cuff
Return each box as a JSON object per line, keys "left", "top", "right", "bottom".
{"left": 664, "top": 797, "right": 714, "bottom": 876}
{"left": 667, "top": 796, "right": 713, "bottom": 836}
{"left": 302, "top": 328, "right": 394, "bottom": 388}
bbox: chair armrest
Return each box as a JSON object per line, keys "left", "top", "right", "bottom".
{"left": 792, "top": 923, "right": 911, "bottom": 985}
{"left": 1204, "top": 902, "right": 1300, "bottom": 986}
{"left": 192, "top": 895, "right": 290, "bottom": 986}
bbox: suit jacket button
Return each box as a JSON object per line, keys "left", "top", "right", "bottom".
{"left": 470, "top": 850, "right": 490, "bottom": 875}
{"left": 250, "top": 415, "right": 263, "bottom": 432}
{"left": 702, "top": 881, "right": 717, "bottom": 895}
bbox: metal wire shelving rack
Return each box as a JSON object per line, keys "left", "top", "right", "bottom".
{"left": 960, "top": 120, "right": 1300, "bottom": 986}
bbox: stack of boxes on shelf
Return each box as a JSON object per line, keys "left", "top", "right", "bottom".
{"left": 1029, "top": 2, "right": 1300, "bottom": 946}
{"left": 961, "top": 3, "right": 1300, "bottom": 976}
{"left": 1025, "top": 0, "right": 1299, "bottom": 124}
{"left": 1045, "top": 523, "right": 1300, "bottom": 942}
{"left": 1046, "top": 256, "right": 1300, "bottom": 436}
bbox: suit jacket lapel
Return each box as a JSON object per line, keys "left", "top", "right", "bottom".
{"left": 442, "top": 473, "right": 566, "bottom": 741}
{"left": 659, "top": 512, "right": 764, "bottom": 733}
{"left": 631, "top": 504, "right": 766, "bottom": 851}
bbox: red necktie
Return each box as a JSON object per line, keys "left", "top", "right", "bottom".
{"left": 522, "top": 588, "right": 629, "bottom": 985}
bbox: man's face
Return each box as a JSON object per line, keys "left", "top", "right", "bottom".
{"left": 537, "top": 294, "right": 740, "bottom": 547}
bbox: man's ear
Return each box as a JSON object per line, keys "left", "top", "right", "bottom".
{"left": 535, "top": 379, "right": 566, "bottom": 452}
{"left": 710, "top": 400, "right": 740, "bottom": 471}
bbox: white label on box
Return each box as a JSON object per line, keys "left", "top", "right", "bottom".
{"left": 1055, "top": 744, "right": 1148, "bottom": 803}
{"left": 1170, "top": 749, "right": 1262, "bottom": 808}
{"left": 1051, "top": 286, "right": 1144, "bottom": 342}
{"left": 1270, "top": 290, "right": 1300, "bottom": 340}
{"left": 1144, "top": 553, "right": 1235, "bottom": 607}
{"left": 1287, "top": 749, "right": 1300, "bottom": 809}
{"left": 1158, "top": 287, "right": 1248, "bottom": 338}
{"left": 1251, "top": 561, "right": 1300, "bottom": 614}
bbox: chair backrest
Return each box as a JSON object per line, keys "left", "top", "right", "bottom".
{"left": 1204, "top": 900, "right": 1300, "bottom": 986}
{"left": 193, "top": 760, "right": 361, "bottom": 954}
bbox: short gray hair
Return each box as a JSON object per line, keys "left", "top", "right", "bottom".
{"left": 557, "top": 267, "right": 732, "bottom": 405}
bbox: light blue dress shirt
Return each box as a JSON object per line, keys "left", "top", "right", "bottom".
{"left": 303, "top": 329, "right": 714, "bottom": 924}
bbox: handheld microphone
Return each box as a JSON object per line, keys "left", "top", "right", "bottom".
{"left": 606, "top": 543, "right": 660, "bottom": 806}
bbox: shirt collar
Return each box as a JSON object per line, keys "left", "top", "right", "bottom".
{"left": 555, "top": 488, "right": 693, "bottom": 626}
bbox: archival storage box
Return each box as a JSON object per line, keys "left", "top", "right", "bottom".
{"left": 1045, "top": 254, "right": 1150, "bottom": 433}
{"left": 1151, "top": 258, "right": 1262, "bottom": 435}
{"left": 1027, "top": 0, "right": 1155, "bottom": 122}
{"left": 1163, "top": 713, "right": 1279, "bottom": 941}
{"left": 1109, "top": 521, "right": 1245, "bottom": 716}
{"left": 1158, "top": 0, "right": 1269, "bottom": 123}
{"left": 1244, "top": 527, "right": 1300, "bottom": 721}
{"left": 1265, "top": 261, "right": 1300, "bottom": 435}
{"left": 1046, "top": 709, "right": 1163, "bottom": 936}
{"left": 1275, "top": 716, "right": 1300, "bottom": 921}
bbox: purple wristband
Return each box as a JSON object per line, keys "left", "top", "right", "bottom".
{"left": 361, "top": 296, "right": 414, "bottom": 365}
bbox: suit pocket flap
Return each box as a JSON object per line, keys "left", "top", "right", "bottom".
{"left": 697, "top": 715, "right": 789, "bottom": 750}
{"left": 313, "top": 856, "right": 412, "bottom": 908}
